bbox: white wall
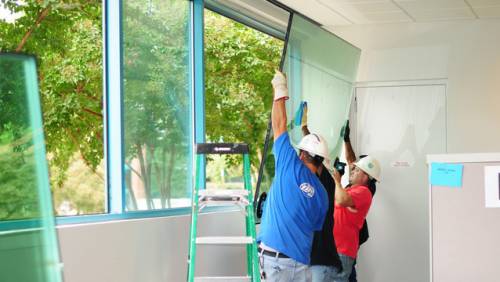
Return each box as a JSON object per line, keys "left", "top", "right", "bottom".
{"left": 334, "top": 19, "right": 500, "bottom": 153}
{"left": 57, "top": 211, "right": 247, "bottom": 282}
{"left": 331, "top": 19, "right": 500, "bottom": 282}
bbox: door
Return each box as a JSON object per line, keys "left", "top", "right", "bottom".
{"left": 354, "top": 84, "right": 446, "bottom": 282}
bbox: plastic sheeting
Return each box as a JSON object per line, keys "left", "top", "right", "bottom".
{"left": 0, "top": 54, "right": 62, "bottom": 281}
{"left": 282, "top": 14, "right": 360, "bottom": 164}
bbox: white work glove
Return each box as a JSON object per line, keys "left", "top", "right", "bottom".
{"left": 271, "top": 70, "right": 289, "bottom": 101}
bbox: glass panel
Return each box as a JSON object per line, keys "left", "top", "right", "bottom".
{"left": 0, "top": 54, "right": 62, "bottom": 281}
{"left": 283, "top": 14, "right": 361, "bottom": 163}
{"left": 204, "top": 9, "right": 283, "bottom": 193}
{"left": 122, "top": 0, "right": 192, "bottom": 210}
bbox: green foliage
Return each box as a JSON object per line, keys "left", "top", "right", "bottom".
{"left": 0, "top": 2, "right": 282, "bottom": 217}
{"left": 1, "top": 0, "right": 103, "bottom": 175}
{"left": 0, "top": 1, "right": 104, "bottom": 215}
{"left": 121, "top": 0, "right": 192, "bottom": 209}
{"left": 0, "top": 131, "right": 38, "bottom": 220}
{"left": 50, "top": 155, "right": 104, "bottom": 215}
{"left": 204, "top": 11, "right": 281, "bottom": 189}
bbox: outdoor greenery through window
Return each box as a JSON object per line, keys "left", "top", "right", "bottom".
{"left": 122, "top": 0, "right": 192, "bottom": 210}
{"left": 0, "top": 0, "right": 285, "bottom": 220}
{"left": 0, "top": 1, "right": 104, "bottom": 217}
{"left": 204, "top": 9, "right": 283, "bottom": 193}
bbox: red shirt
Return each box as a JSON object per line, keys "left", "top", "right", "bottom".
{"left": 333, "top": 185, "right": 372, "bottom": 258}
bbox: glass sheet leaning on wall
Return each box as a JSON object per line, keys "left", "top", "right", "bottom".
{"left": 0, "top": 54, "right": 62, "bottom": 281}
{"left": 282, "top": 14, "right": 360, "bottom": 164}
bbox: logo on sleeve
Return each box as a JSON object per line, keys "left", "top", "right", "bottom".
{"left": 299, "top": 183, "right": 315, "bottom": 198}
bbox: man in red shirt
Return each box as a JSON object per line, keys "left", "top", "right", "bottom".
{"left": 331, "top": 155, "right": 381, "bottom": 281}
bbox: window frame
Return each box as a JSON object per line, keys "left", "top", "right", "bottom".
{"left": 0, "top": 0, "right": 289, "bottom": 231}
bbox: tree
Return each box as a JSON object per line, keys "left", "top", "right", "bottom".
{"left": 0, "top": 0, "right": 104, "bottom": 215}
{"left": 0, "top": 1, "right": 282, "bottom": 217}
{"left": 204, "top": 10, "right": 282, "bottom": 188}
{"left": 120, "top": 3, "right": 284, "bottom": 209}
{"left": 122, "top": 0, "right": 191, "bottom": 209}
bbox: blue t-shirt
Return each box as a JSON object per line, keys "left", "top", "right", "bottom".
{"left": 258, "top": 132, "right": 328, "bottom": 265}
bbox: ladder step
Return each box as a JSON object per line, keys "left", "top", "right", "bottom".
{"left": 196, "top": 143, "right": 249, "bottom": 155}
{"left": 199, "top": 189, "right": 249, "bottom": 198}
{"left": 198, "top": 200, "right": 248, "bottom": 206}
{"left": 198, "top": 190, "right": 250, "bottom": 208}
{"left": 196, "top": 236, "right": 253, "bottom": 245}
{"left": 194, "top": 276, "right": 251, "bottom": 282}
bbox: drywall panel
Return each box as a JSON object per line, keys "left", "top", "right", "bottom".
{"left": 355, "top": 84, "right": 446, "bottom": 282}
{"left": 333, "top": 20, "right": 500, "bottom": 154}
{"left": 428, "top": 156, "right": 500, "bottom": 282}
{"left": 57, "top": 211, "right": 246, "bottom": 282}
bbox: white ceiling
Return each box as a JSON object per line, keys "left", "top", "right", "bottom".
{"left": 277, "top": 0, "right": 500, "bottom": 28}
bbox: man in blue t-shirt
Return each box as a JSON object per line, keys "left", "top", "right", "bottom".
{"left": 257, "top": 71, "right": 329, "bottom": 281}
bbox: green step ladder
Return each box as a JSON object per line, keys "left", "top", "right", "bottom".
{"left": 187, "top": 143, "right": 261, "bottom": 282}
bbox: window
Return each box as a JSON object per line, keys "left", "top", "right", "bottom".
{"left": 204, "top": 9, "right": 283, "bottom": 193}
{"left": 122, "top": 0, "right": 192, "bottom": 210}
{"left": 0, "top": 1, "right": 105, "bottom": 216}
{"left": 0, "top": 0, "right": 289, "bottom": 225}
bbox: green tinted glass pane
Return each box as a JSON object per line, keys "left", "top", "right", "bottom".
{"left": 0, "top": 54, "right": 62, "bottom": 282}
{"left": 283, "top": 15, "right": 360, "bottom": 162}
{"left": 122, "top": 0, "right": 192, "bottom": 210}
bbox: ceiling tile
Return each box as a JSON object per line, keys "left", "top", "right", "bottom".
{"left": 318, "top": 0, "right": 403, "bottom": 24}
{"left": 361, "top": 10, "right": 413, "bottom": 22}
{"left": 465, "top": 0, "right": 500, "bottom": 7}
{"left": 408, "top": 7, "right": 476, "bottom": 21}
{"left": 280, "top": 0, "right": 499, "bottom": 27}
{"left": 316, "top": 0, "right": 370, "bottom": 24}
{"left": 395, "top": 0, "right": 469, "bottom": 10}
{"left": 349, "top": 1, "right": 402, "bottom": 13}
{"left": 325, "top": 0, "right": 389, "bottom": 3}
{"left": 473, "top": 6, "right": 500, "bottom": 17}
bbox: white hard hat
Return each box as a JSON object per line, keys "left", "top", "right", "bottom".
{"left": 297, "top": 133, "right": 329, "bottom": 160}
{"left": 354, "top": 155, "right": 381, "bottom": 182}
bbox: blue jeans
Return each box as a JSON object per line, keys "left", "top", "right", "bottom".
{"left": 311, "top": 265, "right": 337, "bottom": 282}
{"left": 329, "top": 254, "right": 355, "bottom": 282}
{"left": 348, "top": 260, "right": 357, "bottom": 282}
{"left": 259, "top": 253, "right": 311, "bottom": 281}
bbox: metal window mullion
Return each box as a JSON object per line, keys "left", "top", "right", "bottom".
{"left": 191, "top": 0, "right": 205, "bottom": 192}
{"left": 105, "top": 0, "right": 124, "bottom": 213}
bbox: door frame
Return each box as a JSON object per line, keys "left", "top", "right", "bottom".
{"left": 353, "top": 79, "right": 448, "bottom": 282}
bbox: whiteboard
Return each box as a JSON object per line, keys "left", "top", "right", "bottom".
{"left": 429, "top": 157, "right": 500, "bottom": 282}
